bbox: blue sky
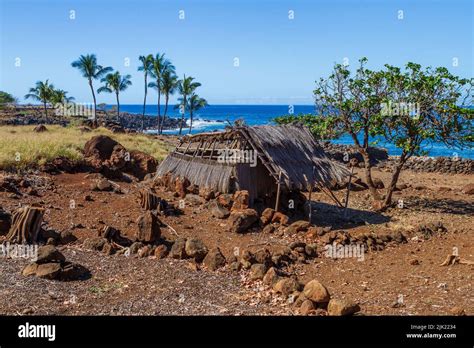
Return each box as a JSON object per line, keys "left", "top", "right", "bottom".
{"left": 0, "top": 0, "right": 472, "bottom": 105}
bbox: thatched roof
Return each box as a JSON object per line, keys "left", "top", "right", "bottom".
{"left": 243, "top": 125, "right": 349, "bottom": 190}
{"left": 156, "top": 124, "right": 349, "bottom": 192}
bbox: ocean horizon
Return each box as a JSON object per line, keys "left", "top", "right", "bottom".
{"left": 106, "top": 104, "right": 473, "bottom": 159}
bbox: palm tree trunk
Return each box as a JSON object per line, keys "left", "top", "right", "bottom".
{"left": 89, "top": 79, "right": 97, "bottom": 122}
{"left": 43, "top": 101, "right": 48, "bottom": 122}
{"left": 116, "top": 92, "right": 120, "bottom": 122}
{"left": 142, "top": 74, "right": 147, "bottom": 132}
{"left": 157, "top": 96, "right": 161, "bottom": 134}
{"left": 178, "top": 96, "right": 186, "bottom": 135}
{"left": 189, "top": 109, "right": 193, "bottom": 134}
{"left": 157, "top": 87, "right": 161, "bottom": 118}
{"left": 161, "top": 95, "right": 169, "bottom": 135}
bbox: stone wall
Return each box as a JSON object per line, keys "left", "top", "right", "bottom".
{"left": 379, "top": 156, "right": 473, "bottom": 175}
{"left": 319, "top": 142, "right": 473, "bottom": 175}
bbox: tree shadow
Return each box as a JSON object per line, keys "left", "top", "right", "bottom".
{"left": 309, "top": 201, "right": 391, "bottom": 229}
{"left": 405, "top": 197, "right": 474, "bottom": 215}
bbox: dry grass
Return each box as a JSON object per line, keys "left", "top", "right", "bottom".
{"left": 0, "top": 125, "right": 170, "bottom": 170}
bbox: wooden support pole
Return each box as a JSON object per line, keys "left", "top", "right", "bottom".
{"left": 274, "top": 170, "right": 283, "bottom": 212}
{"left": 343, "top": 166, "right": 355, "bottom": 218}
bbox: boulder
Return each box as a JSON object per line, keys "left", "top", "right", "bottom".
{"left": 229, "top": 208, "right": 258, "bottom": 233}
{"left": 169, "top": 238, "right": 187, "bottom": 259}
{"left": 136, "top": 211, "right": 161, "bottom": 243}
{"left": 36, "top": 262, "right": 62, "bottom": 280}
{"left": 286, "top": 220, "right": 311, "bottom": 234}
{"left": 249, "top": 263, "right": 267, "bottom": 280}
{"left": 22, "top": 263, "right": 39, "bottom": 276}
{"left": 253, "top": 248, "right": 272, "bottom": 266}
{"left": 126, "top": 150, "right": 158, "bottom": 180}
{"left": 303, "top": 279, "right": 330, "bottom": 303}
{"left": 209, "top": 201, "right": 230, "bottom": 219}
{"left": 185, "top": 238, "right": 208, "bottom": 262}
{"left": 217, "top": 194, "right": 233, "bottom": 209}
{"left": 33, "top": 124, "right": 48, "bottom": 132}
{"left": 231, "top": 190, "right": 249, "bottom": 211}
{"left": 83, "top": 237, "right": 107, "bottom": 251}
{"left": 202, "top": 247, "right": 226, "bottom": 271}
{"left": 271, "top": 212, "right": 290, "bottom": 226}
{"left": 35, "top": 245, "right": 65, "bottom": 264}
{"left": 59, "top": 230, "right": 77, "bottom": 245}
{"left": 93, "top": 178, "right": 113, "bottom": 191}
{"left": 260, "top": 208, "right": 275, "bottom": 226}
{"left": 461, "top": 183, "right": 474, "bottom": 195}
{"left": 263, "top": 267, "right": 279, "bottom": 285}
{"left": 300, "top": 299, "right": 315, "bottom": 315}
{"left": 327, "top": 299, "right": 360, "bottom": 316}
{"left": 84, "top": 135, "right": 119, "bottom": 161}
{"left": 273, "top": 278, "right": 301, "bottom": 296}
{"left": 154, "top": 244, "right": 168, "bottom": 259}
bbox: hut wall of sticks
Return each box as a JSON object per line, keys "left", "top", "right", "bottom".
{"left": 155, "top": 125, "right": 349, "bottom": 208}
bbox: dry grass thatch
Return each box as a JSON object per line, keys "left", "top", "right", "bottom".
{"left": 244, "top": 125, "right": 349, "bottom": 190}
{"left": 156, "top": 124, "right": 349, "bottom": 193}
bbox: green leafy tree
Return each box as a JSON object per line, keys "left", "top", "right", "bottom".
{"left": 24, "top": 80, "right": 55, "bottom": 120}
{"left": 148, "top": 53, "right": 176, "bottom": 132}
{"left": 176, "top": 75, "right": 201, "bottom": 135}
{"left": 97, "top": 71, "right": 132, "bottom": 121}
{"left": 0, "top": 91, "right": 16, "bottom": 106}
{"left": 71, "top": 54, "right": 112, "bottom": 120}
{"left": 374, "top": 63, "right": 473, "bottom": 209}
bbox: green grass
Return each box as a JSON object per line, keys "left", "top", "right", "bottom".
{"left": 0, "top": 125, "right": 171, "bottom": 170}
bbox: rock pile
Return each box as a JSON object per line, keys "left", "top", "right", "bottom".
{"left": 84, "top": 135, "right": 157, "bottom": 180}
{"left": 22, "top": 245, "right": 89, "bottom": 281}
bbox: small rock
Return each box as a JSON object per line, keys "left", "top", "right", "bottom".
{"left": 327, "top": 299, "right": 360, "bottom": 316}
{"left": 203, "top": 247, "right": 226, "bottom": 271}
{"left": 300, "top": 299, "right": 315, "bottom": 315}
{"left": 170, "top": 238, "right": 187, "bottom": 259}
{"left": 154, "top": 244, "right": 168, "bottom": 259}
{"left": 273, "top": 278, "right": 301, "bottom": 296}
{"left": 303, "top": 279, "right": 330, "bottom": 303}
{"left": 249, "top": 263, "right": 267, "bottom": 280}
{"left": 185, "top": 238, "right": 208, "bottom": 262}
{"left": 263, "top": 267, "right": 279, "bottom": 285}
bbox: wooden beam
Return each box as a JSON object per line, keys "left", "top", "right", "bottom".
{"left": 274, "top": 170, "right": 282, "bottom": 212}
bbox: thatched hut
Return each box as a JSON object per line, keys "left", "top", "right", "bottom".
{"left": 155, "top": 125, "right": 349, "bottom": 205}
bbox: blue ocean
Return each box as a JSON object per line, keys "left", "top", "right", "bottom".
{"left": 111, "top": 104, "right": 473, "bottom": 159}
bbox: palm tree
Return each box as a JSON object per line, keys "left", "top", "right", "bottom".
{"left": 50, "top": 89, "right": 75, "bottom": 105}
{"left": 97, "top": 71, "right": 132, "bottom": 122}
{"left": 159, "top": 70, "right": 178, "bottom": 134}
{"left": 177, "top": 75, "right": 201, "bottom": 135}
{"left": 24, "top": 80, "right": 55, "bottom": 120}
{"left": 138, "top": 54, "right": 154, "bottom": 131}
{"left": 187, "top": 93, "right": 208, "bottom": 134}
{"left": 148, "top": 53, "right": 175, "bottom": 132}
{"left": 71, "top": 54, "right": 112, "bottom": 121}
